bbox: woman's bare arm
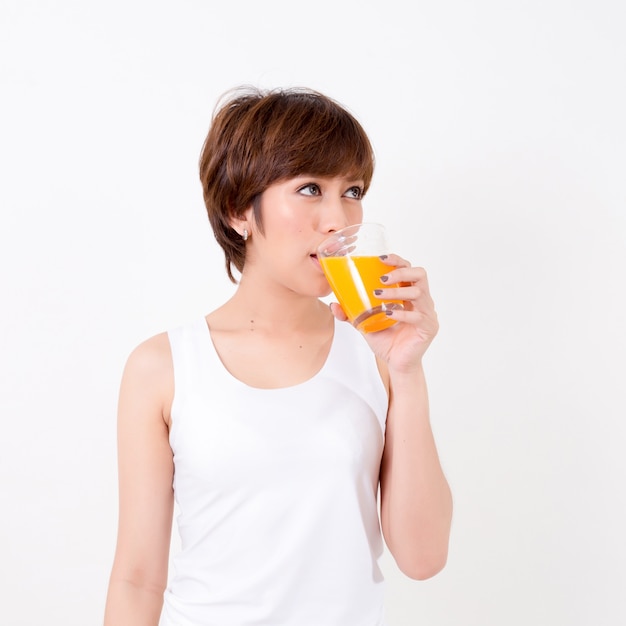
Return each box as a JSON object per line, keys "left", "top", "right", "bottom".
{"left": 335, "top": 256, "right": 452, "bottom": 580}
{"left": 104, "top": 333, "right": 175, "bottom": 626}
{"left": 379, "top": 361, "right": 452, "bottom": 580}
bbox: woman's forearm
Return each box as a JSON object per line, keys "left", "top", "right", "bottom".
{"left": 379, "top": 363, "right": 452, "bottom": 580}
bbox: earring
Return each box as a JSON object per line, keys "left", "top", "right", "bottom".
{"left": 242, "top": 229, "right": 249, "bottom": 241}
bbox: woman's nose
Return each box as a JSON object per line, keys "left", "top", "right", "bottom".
{"left": 320, "top": 199, "right": 350, "bottom": 233}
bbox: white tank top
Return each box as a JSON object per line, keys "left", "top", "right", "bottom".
{"left": 160, "top": 317, "right": 388, "bottom": 626}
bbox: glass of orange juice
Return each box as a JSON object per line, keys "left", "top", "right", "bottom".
{"left": 317, "top": 223, "right": 404, "bottom": 333}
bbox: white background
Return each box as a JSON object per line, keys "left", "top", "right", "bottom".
{"left": 1, "top": 1, "right": 625, "bottom": 624}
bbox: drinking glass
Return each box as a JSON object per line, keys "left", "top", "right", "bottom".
{"left": 318, "top": 223, "right": 404, "bottom": 333}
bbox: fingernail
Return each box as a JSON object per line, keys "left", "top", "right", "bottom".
{"left": 379, "top": 255, "right": 388, "bottom": 260}
{"left": 385, "top": 310, "right": 394, "bottom": 316}
{"left": 374, "top": 289, "right": 383, "bottom": 296}
{"left": 380, "top": 275, "right": 389, "bottom": 283}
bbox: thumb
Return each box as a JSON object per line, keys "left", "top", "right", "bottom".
{"left": 329, "top": 302, "right": 349, "bottom": 322}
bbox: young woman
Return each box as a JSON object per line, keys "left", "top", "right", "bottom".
{"left": 104, "top": 87, "right": 452, "bottom": 626}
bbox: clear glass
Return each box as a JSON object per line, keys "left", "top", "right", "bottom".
{"left": 318, "top": 223, "right": 404, "bottom": 333}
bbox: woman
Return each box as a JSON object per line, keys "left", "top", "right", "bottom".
{"left": 104, "top": 87, "right": 452, "bottom": 625}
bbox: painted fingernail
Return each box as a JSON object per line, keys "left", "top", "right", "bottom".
{"left": 385, "top": 310, "right": 394, "bottom": 316}
{"left": 374, "top": 289, "right": 383, "bottom": 296}
{"left": 380, "top": 275, "right": 389, "bottom": 283}
{"left": 379, "top": 255, "right": 388, "bottom": 260}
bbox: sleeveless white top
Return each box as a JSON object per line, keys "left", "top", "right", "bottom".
{"left": 160, "top": 317, "right": 388, "bottom": 626}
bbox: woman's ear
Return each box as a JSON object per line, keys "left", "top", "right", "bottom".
{"left": 229, "top": 206, "right": 255, "bottom": 240}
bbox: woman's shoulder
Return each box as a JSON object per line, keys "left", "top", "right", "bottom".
{"left": 115, "top": 331, "right": 176, "bottom": 425}
{"left": 125, "top": 332, "right": 172, "bottom": 374}
{"left": 120, "top": 332, "right": 174, "bottom": 409}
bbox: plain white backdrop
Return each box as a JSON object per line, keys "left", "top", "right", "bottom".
{"left": 1, "top": 1, "right": 625, "bottom": 624}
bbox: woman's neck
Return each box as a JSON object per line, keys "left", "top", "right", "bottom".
{"left": 211, "top": 274, "right": 332, "bottom": 335}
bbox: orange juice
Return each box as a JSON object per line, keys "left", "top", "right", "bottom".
{"left": 320, "top": 255, "right": 403, "bottom": 333}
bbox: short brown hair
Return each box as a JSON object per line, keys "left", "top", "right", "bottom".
{"left": 199, "top": 86, "right": 375, "bottom": 282}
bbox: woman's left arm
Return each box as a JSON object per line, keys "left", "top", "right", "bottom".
{"left": 360, "top": 255, "right": 453, "bottom": 580}
{"left": 379, "top": 360, "right": 452, "bottom": 580}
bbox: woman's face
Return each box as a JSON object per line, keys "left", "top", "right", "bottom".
{"left": 244, "top": 175, "right": 365, "bottom": 297}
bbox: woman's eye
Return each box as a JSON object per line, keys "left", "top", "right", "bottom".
{"left": 345, "top": 186, "right": 364, "bottom": 199}
{"left": 298, "top": 183, "right": 321, "bottom": 196}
